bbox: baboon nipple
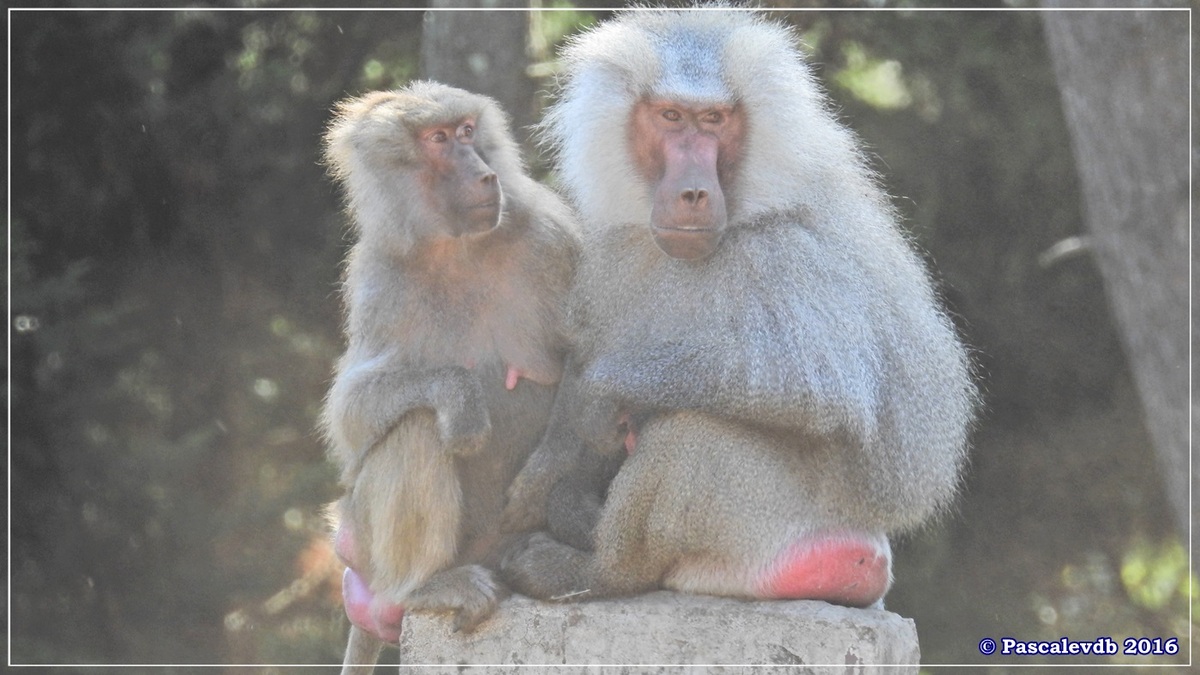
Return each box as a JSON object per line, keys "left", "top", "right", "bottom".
{"left": 505, "top": 363, "right": 561, "bottom": 389}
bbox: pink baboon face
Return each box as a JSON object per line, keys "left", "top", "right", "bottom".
{"left": 417, "top": 116, "right": 502, "bottom": 236}
{"left": 629, "top": 100, "right": 745, "bottom": 260}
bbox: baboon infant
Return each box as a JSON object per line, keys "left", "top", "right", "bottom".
{"left": 322, "top": 82, "right": 577, "bottom": 671}
{"left": 501, "top": 9, "right": 977, "bottom": 608}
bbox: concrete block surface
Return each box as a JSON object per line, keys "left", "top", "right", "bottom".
{"left": 397, "top": 591, "right": 919, "bottom": 674}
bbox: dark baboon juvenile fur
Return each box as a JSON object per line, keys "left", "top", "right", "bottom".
{"left": 501, "top": 10, "right": 976, "bottom": 608}
{"left": 322, "top": 82, "right": 577, "bottom": 672}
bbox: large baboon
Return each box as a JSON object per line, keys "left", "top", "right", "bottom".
{"left": 501, "top": 10, "right": 976, "bottom": 609}
{"left": 322, "top": 82, "right": 577, "bottom": 672}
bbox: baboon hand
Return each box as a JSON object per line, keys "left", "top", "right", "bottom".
{"left": 434, "top": 369, "right": 492, "bottom": 456}
{"left": 575, "top": 395, "right": 626, "bottom": 456}
{"left": 500, "top": 464, "right": 553, "bottom": 533}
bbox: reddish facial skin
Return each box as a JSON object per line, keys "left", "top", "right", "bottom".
{"left": 629, "top": 100, "right": 745, "bottom": 260}
{"left": 419, "top": 117, "right": 502, "bottom": 236}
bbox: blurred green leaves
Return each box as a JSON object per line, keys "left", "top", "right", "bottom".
{"left": 833, "top": 41, "right": 913, "bottom": 111}
{"left": 1121, "top": 538, "right": 1194, "bottom": 616}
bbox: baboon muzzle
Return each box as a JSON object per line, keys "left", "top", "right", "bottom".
{"left": 650, "top": 133, "right": 727, "bottom": 260}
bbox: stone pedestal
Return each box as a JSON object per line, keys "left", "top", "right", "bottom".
{"left": 397, "top": 591, "right": 919, "bottom": 674}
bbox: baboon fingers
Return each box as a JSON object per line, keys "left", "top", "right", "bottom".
{"left": 432, "top": 371, "right": 493, "bottom": 456}
{"left": 499, "top": 471, "right": 553, "bottom": 533}
{"left": 498, "top": 498, "right": 546, "bottom": 534}
{"left": 575, "top": 397, "right": 626, "bottom": 455}
{"left": 443, "top": 426, "right": 491, "bottom": 457}
{"left": 438, "top": 410, "right": 492, "bottom": 456}
{"left": 451, "top": 599, "right": 498, "bottom": 634}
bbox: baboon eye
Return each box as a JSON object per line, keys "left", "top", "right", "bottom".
{"left": 703, "top": 111, "right": 724, "bottom": 125}
{"left": 429, "top": 130, "right": 449, "bottom": 143}
{"left": 662, "top": 109, "right": 682, "bottom": 122}
{"left": 459, "top": 123, "right": 474, "bottom": 140}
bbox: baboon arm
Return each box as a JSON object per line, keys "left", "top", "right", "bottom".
{"left": 580, "top": 336, "right": 881, "bottom": 445}
{"left": 328, "top": 360, "right": 489, "bottom": 460}
{"left": 502, "top": 367, "right": 591, "bottom": 532}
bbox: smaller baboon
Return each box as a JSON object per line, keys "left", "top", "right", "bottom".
{"left": 322, "top": 82, "right": 577, "bottom": 672}
{"left": 501, "top": 9, "right": 976, "bottom": 609}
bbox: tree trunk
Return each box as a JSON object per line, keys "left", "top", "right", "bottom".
{"left": 1041, "top": 4, "right": 1190, "bottom": 537}
{"left": 420, "top": 1, "right": 536, "bottom": 143}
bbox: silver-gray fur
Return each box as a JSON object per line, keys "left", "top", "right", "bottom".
{"left": 502, "top": 9, "right": 976, "bottom": 604}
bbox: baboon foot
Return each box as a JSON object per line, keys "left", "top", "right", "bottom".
{"left": 406, "top": 564, "right": 508, "bottom": 633}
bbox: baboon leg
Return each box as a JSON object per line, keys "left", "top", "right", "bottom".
{"left": 502, "top": 448, "right": 666, "bottom": 601}
{"left": 341, "top": 625, "right": 384, "bottom": 674}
